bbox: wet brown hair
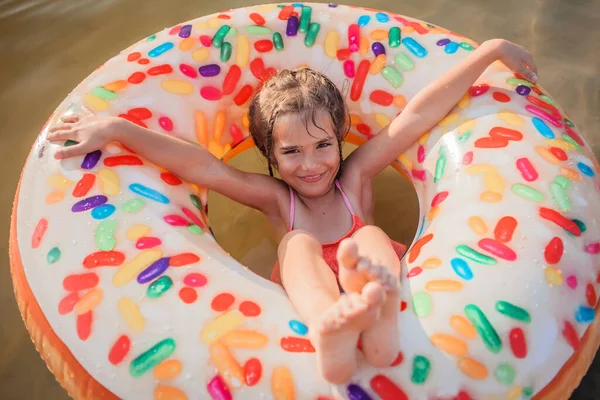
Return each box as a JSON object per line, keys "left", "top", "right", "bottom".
{"left": 248, "top": 67, "right": 350, "bottom": 178}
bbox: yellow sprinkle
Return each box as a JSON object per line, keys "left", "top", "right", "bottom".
{"left": 236, "top": 35, "right": 250, "bottom": 68}
{"left": 74, "top": 288, "right": 103, "bottom": 314}
{"left": 117, "top": 297, "right": 144, "bottom": 333}
{"left": 369, "top": 54, "right": 386, "bottom": 75}
{"left": 375, "top": 113, "right": 391, "bottom": 128}
{"left": 272, "top": 366, "right": 295, "bottom": 400}
{"left": 258, "top": 5, "right": 276, "bottom": 12}
{"left": 546, "top": 138, "right": 576, "bottom": 151}
{"left": 221, "top": 330, "right": 269, "bottom": 349}
{"left": 324, "top": 31, "right": 339, "bottom": 58}
{"left": 498, "top": 110, "right": 525, "bottom": 127}
{"left": 481, "top": 191, "right": 503, "bottom": 203}
{"left": 161, "top": 80, "right": 194, "bottom": 95}
{"left": 393, "top": 95, "right": 407, "bottom": 109}
{"left": 192, "top": 48, "right": 210, "bottom": 61}
{"left": 398, "top": 153, "right": 412, "bottom": 170}
{"left": 208, "top": 141, "right": 226, "bottom": 159}
{"left": 195, "top": 111, "right": 208, "bottom": 145}
{"left": 450, "top": 315, "right": 477, "bottom": 339}
{"left": 242, "top": 114, "right": 250, "bottom": 128}
{"left": 209, "top": 341, "right": 244, "bottom": 388}
{"left": 179, "top": 37, "right": 195, "bottom": 51}
{"left": 104, "top": 80, "right": 128, "bottom": 92}
{"left": 214, "top": 111, "right": 226, "bottom": 142}
{"left": 560, "top": 167, "right": 582, "bottom": 181}
{"left": 208, "top": 17, "right": 220, "bottom": 28}
{"left": 425, "top": 280, "right": 464, "bottom": 291}
{"left": 154, "top": 359, "right": 183, "bottom": 380}
{"left": 506, "top": 386, "right": 522, "bottom": 400}
{"left": 84, "top": 93, "right": 110, "bottom": 111}
{"left": 535, "top": 146, "right": 560, "bottom": 165}
{"left": 359, "top": 37, "right": 369, "bottom": 55}
{"left": 402, "top": 26, "right": 415, "bottom": 34}
{"left": 200, "top": 310, "right": 244, "bottom": 344}
{"left": 113, "top": 250, "right": 162, "bottom": 287}
{"left": 417, "top": 132, "right": 430, "bottom": 145}
{"left": 484, "top": 173, "right": 505, "bottom": 193}
{"left": 422, "top": 258, "right": 441, "bottom": 269}
{"left": 457, "top": 118, "right": 475, "bottom": 134}
{"left": 468, "top": 216, "right": 488, "bottom": 236}
{"left": 126, "top": 224, "right": 150, "bottom": 241}
{"left": 458, "top": 357, "right": 488, "bottom": 380}
{"left": 194, "top": 22, "right": 208, "bottom": 30}
{"left": 545, "top": 266, "right": 563, "bottom": 286}
{"left": 466, "top": 164, "right": 496, "bottom": 175}
{"left": 189, "top": 183, "right": 201, "bottom": 194}
{"left": 369, "top": 29, "right": 388, "bottom": 40}
{"left": 47, "top": 174, "right": 73, "bottom": 190}
{"left": 427, "top": 206, "right": 440, "bottom": 221}
{"left": 97, "top": 168, "right": 120, "bottom": 196}
{"left": 458, "top": 92, "right": 470, "bottom": 109}
{"left": 430, "top": 334, "right": 468, "bottom": 356}
{"left": 438, "top": 113, "right": 460, "bottom": 127}
{"left": 154, "top": 385, "right": 187, "bottom": 400}
{"left": 350, "top": 114, "right": 361, "bottom": 125}
{"left": 45, "top": 191, "right": 65, "bottom": 204}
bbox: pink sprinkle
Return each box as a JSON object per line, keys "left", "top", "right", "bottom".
{"left": 158, "top": 117, "right": 174, "bottom": 132}
{"left": 431, "top": 191, "right": 449, "bottom": 207}
{"left": 207, "top": 375, "right": 231, "bottom": 400}
{"left": 411, "top": 169, "right": 426, "bottom": 181}
{"left": 164, "top": 214, "right": 189, "bottom": 226}
{"left": 462, "top": 151, "right": 473, "bottom": 165}
{"left": 179, "top": 64, "right": 198, "bottom": 78}
{"left": 182, "top": 207, "right": 205, "bottom": 228}
{"left": 184, "top": 272, "right": 207, "bottom": 287}
{"left": 407, "top": 267, "right": 422, "bottom": 278}
{"left": 417, "top": 145, "right": 425, "bottom": 163}
{"left": 566, "top": 275, "right": 578, "bottom": 289}
{"left": 525, "top": 105, "right": 562, "bottom": 128}
{"left": 201, "top": 86, "right": 223, "bottom": 101}
{"left": 136, "top": 236, "right": 162, "bottom": 249}
{"left": 168, "top": 25, "right": 182, "bottom": 35}
{"left": 585, "top": 242, "right": 600, "bottom": 254}
{"left": 200, "top": 35, "right": 212, "bottom": 47}
{"left": 343, "top": 60, "right": 355, "bottom": 78}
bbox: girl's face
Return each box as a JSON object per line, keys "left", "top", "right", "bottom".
{"left": 271, "top": 110, "right": 341, "bottom": 198}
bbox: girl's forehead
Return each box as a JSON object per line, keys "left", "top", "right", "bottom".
{"left": 273, "top": 111, "right": 335, "bottom": 143}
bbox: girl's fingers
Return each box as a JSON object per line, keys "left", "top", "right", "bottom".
{"left": 60, "top": 115, "right": 80, "bottom": 124}
{"left": 54, "top": 144, "right": 88, "bottom": 160}
{"left": 48, "top": 124, "right": 72, "bottom": 133}
{"left": 47, "top": 129, "right": 77, "bottom": 142}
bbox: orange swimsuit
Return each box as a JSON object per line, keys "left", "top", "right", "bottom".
{"left": 270, "top": 180, "right": 407, "bottom": 285}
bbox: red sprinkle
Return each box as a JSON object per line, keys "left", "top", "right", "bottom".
{"left": 77, "top": 311, "right": 93, "bottom": 340}
{"left": 127, "top": 107, "right": 153, "bottom": 120}
{"left": 278, "top": 5, "right": 294, "bottom": 20}
{"left": 83, "top": 251, "right": 125, "bottom": 268}
{"left": 127, "top": 52, "right": 141, "bottom": 62}
{"left": 369, "top": 90, "right": 393, "bottom": 106}
{"left": 516, "top": 157, "right": 538, "bottom": 182}
{"left": 244, "top": 358, "right": 262, "bottom": 386}
{"left": 586, "top": 283, "right": 597, "bottom": 307}
{"left": 170, "top": 253, "right": 200, "bottom": 267}
{"left": 544, "top": 237, "right": 564, "bottom": 265}
{"left": 357, "top": 123, "right": 371, "bottom": 137}
{"left": 63, "top": 273, "right": 99, "bottom": 291}
{"left": 474, "top": 136, "right": 508, "bottom": 149}
{"left": 562, "top": 320, "right": 580, "bottom": 350}
{"left": 137, "top": 58, "right": 149, "bottom": 65}
{"left": 462, "top": 151, "right": 473, "bottom": 165}
{"left": 478, "top": 238, "right": 517, "bottom": 261}
{"left": 58, "top": 292, "right": 80, "bottom": 315}
{"left": 400, "top": 301, "right": 408, "bottom": 312}
{"left": 182, "top": 207, "right": 205, "bottom": 229}
{"left": 179, "top": 63, "right": 198, "bottom": 78}
{"left": 492, "top": 92, "right": 510, "bottom": 102}
{"left": 108, "top": 335, "right": 131, "bottom": 365}
{"left": 407, "top": 267, "right": 422, "bottom": 278}
{"left": 200, "top": 86, "right": 223, "bottom": 101}
{"left": 254, "top": 40, "right": 274, "bottom": 53}
{"left": 453, "top": 391, "right": 473, "bottom": 400}
{"left": 337, "top": 48, "right": 351, "bottom": 60}
{"left": 411, "top": 169, "right": 427, "bottom": 181}
{"left": 179, "top": 287, "right": 198, "bottom": 304}
{"left": 217, "top": 14, "right": 231, "bottom": 20}
{"left": 119, "top": 114, "right": 147, "bottom": 128}
{"left": 127, "top": 72, "right": 146, "bottom": 84}
{"left": 32, "top": 218, "right": 48, "bottom": 248}
{"left": 494, "top": 216, "right": 517, "bottom": 243}
{"left": 539, "top": 207, "right": 581, "bottom": 236}
{"left": 565, "top": 125, "right": 584, "bottom": 146}
{"left": 135, "top": 237, "right": 162, "bottom": 249}
{"left": 147, "top": 64, "right": 173, "bottom": 76}
{"left": 390, "top": 351, "right": 404, "bottom": 366}
{"left": 104, "top": 155, "right": 143, "bottom": 167}
{"left": 211, "top": 293, "right": 235, "bottom": 311}
{"left": 169, "top": 25, "right": 182, "bottom": 35}
{"left": 468, "top": 84, "right": 489, "bottom": 97}
{"left": 489, "top": 126, "right": 523, "bottom": 141}
{"left": 350, "top": 60, "right": 370, "bottom": 102}
{"left": 370, "top": 375, "right": 408, "bottom": 400}
{"left": 249, "top": 13, "right": 265, "bottom": 26}
{"left": 239, "top": 301, "right": 261, "bottom": 317}
{"left": 417, "top": 145, "right": 425, "bottom": 163}
{"left": 222, "top": 65, "right": 242, "bottom": 95}
{"left": 234, "top": 84, "right": 254, "bottom": 106}
{"left": 184, "top": 272, "right": 207, "bottom": 287}
{"left": 250, "top": 58, "right": 266, "bottom": 79}
{"left": 549, "top": 147, "right": 567, "bottom": 161}
{"left": 199, "top": 35, "right": 212, "bottom": 47}
{"left": 230, "top": 124, "right": 245, "bottom": 146}
{"left": 73, "top": 173, "right": 96, "bottom": 197}
{"left": 159, "top": 116, "right": 174, "bottom": 132}
{"left": 509, "top": 327, "right": 527, "bottom": 358}
{"left": 164, "top": 214, "right": 189, "bottom": 227}
{"left": 431, "top": 191, "right": 449, "bottom": 207}
{"left": 161, "top": 172, "right": 182, "bottom": 186}
{"left": 280, "top": 336, "right": 315, "bottom": 353}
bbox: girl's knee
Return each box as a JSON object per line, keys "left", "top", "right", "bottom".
{"left": 353, "top": 225, "right": 387, "bottom": 239}
{"left": 278, "top": 229, "right": 321, "bottom": 257}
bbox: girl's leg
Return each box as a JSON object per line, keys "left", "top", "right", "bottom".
{"left": 337, "top": 225, "right": 402, "bottom": 368}
{"left": 278, "top": 229, "right": 384, "bottom": 384}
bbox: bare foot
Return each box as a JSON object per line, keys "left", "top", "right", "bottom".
{"left": 311, "top": 281, "right": 385, "bottom": 384}
{"left": 337, "top": 238, "right": 401, "bottom": 368}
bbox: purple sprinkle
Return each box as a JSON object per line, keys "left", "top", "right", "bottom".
{"left": 516, "top": 85, "right": 531, "bottom": 96}
{"left": 437, "top": 38, "right": 451, "bottom": 46}
{"left": 328, "top": 3, "right": 338, "bottom": 7}
{"left": 372, "top": 42, "right": 385, "bottom": 56}
{"left": 137, "top": 257, "right": 170, "bottom": 284}
{"left": 81, "top": 150, "right": 101, "bottom": 169}
{"left": 198, "top": 64, "right": 221, "bottom": 77}
{"left": 72, "top": 195, "right": 108, "bottom": 212}
{"left": 347, "top": 384, "right": 373, "bottom": 400}
{"left": 286, "top": 16, "right": 299, "bottom": 36}
{"left": 38, "top": 145, "right": 45, "bottom": 158}
{"left": 179, "top": 24, "right": 192, "bottom": 38}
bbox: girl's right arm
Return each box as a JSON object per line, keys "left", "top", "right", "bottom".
{"left": 47, "top": 115, "right": 287, "bottom": 217}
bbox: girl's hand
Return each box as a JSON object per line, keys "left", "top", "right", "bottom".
{"left": 46, "top": 113, "right": 126, "bottom": 159}
{"left": 484, "top": 38, "right": 538, "bottom": 83}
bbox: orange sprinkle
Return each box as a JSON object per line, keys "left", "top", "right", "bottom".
{"left": 369, "top": 54, "right": 386, "bottom": 75}
{"left": 481, "top": 191, "right": 503, "bottom": 203}
{"left": 430, "top": 334, "right": 468, "bottom": 356}
{"left": 45, "top": 191, "right": 65, "bottom": 204}
{"left": 154, "top": 359, "right": 183, "bottom": 380}
{"left": 468, "top": 216, "right": 487, "bottom": 235}
{"left": 422, "top": 258, "right": 441, "bottom": 269}
{"left": 104, "top": 80, "right": 128, "bottom": 91}
{"left": 408, "top": 233, "right": 433, "bottom": 264}
{"left": 154, "top": 385, "right": 187, "bottom": 400}
{"left": 239, "top": 300, "right": 261, "bottom": 317}
{"left": 195, "top": 111, "right": 208, "bottom": 145}
{"left": 209, "top": 341, "right": 244, "bottom": 388}
{"left": 425, "top": 280, "right": 463, "bottom": 292}
{"left": 271, "top": 366, "right": 295, "bottom": 400}
{"left": 179, "top": 37, "right": 195, "bottom": 51}
{"left": 369, "top": 29, "right": 388, "bottom": 40}
{"left": 560, "top": 167, "right": 582, "bottom": 181}
{"left": 393, "top": 95, "right": 407, "bottom": 108}
{"left": 458, "top": 357, "right": 488, "bottom": 380}
{"left": 214, "top": 110, "right": 226, "bottom": 142}
{"left": 450, "top": 315, "right": 477, "bottom": 339}
{"left": 211, "top": 293, "right": 235, "bottom": 312}
{"left": 221, "top": 330, "right": 268, "bottom": 349}
{"left": 74, "top": 288, "right": 103, "bottom": 314}
{"left": 427, "top": 206, "right": 440, "bottom": 221}
{"left": 359, "top": 37, "right": 369, "bottom": 55}
{"left": 535, "top": 146, "right": 560, "bottom": 165}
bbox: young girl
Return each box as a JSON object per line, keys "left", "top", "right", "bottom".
{"left": 47, "top": 38, "right": 536, "bottom": 384}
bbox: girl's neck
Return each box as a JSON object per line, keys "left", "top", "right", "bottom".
{"left": 294, "top": 180, "right": 339, "bottom": 212}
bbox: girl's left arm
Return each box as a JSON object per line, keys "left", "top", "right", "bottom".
{"left": 345, "top": 38, "right": 537, "bottom": 182}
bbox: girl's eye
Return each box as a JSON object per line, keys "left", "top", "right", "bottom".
{"left": 283, "top": 149, "right": 299, "bottom": 154}
{"left": 317, "top": 143, "right": 331, "bottom": 149}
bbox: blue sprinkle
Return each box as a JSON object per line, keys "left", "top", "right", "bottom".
{"left": 129, "top": 183, "right": 170, "bottom": 204}
{"left": 357, "top": 15, "right": 370, "bottom": 26}
{"left": 91, "top": 204, "right": 116, "bottom": 220}
{"left": 577, "top": 162, "right": 594, "bottom": 177}
{"left": 575, "top": 306, "right": 595, "bottom": 323}
{"left": 148, "top": 42, "right": 174, "bottom": 57}
{"left": 451, "top": 258, "right": 473, "bottom": 280}
{"left": 375, "top": 12, "right": 389, "bottom": 23}
{"left": 292, "top": 2, "right": 303, "bottom": 7}
{"left": 532, "top": 117, "right": 555, "bottom": 139}
{"left": 347, "top": 384, "right": 372, "bottom": 400}
{"left": 444, "top": 42, "right": 459, "bottom": 54}
{"left": 288, "top": 320, "right": 308, "bottom": 335}
{"left": 402, "top": 37, "right": 427, "bottom": 58}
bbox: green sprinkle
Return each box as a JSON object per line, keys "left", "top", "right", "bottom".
{"left": 456, "top": 245, "right": 497, "bottom": 265}
{"left": 95, "top": 220, "right": 116, "bottom": 251}
{"left": 522, "top": 387, "right": 534, "bottom": 397}
{"left": 147, "top": 34, "right": 156, "bottom": 41}
{"left": 220, "top": 42, "right": 232, "bottom": 62}
{"left": 273, "top": 32, "right": 284, "bottom": 51}
{"left": 495, "top": 364, "right": 515, "bottom": 385}
{"left": 188, "top": 224, "right": 204, "bottom": 235}
{"left": 147, "top": 276, "right": 173, "bottom": 299}
{"left": 457, "top": 131, "right": 472, "bottom": 143}
{"left": 464, "top": 304, "right": 502, "bottom": 353}
{"left": 495, "top": 301, "right": 531, "bottom": 323}
{"left": 511, "top": 184, "right": 545, "bottom": 202}
{"left": 434, "top": 154, "right": 446, "bottom": 183}
{"left": 573, "top": 219, "right": 586, "bottom": 233}
{"left": 554, "top": 175, "right": 572, "bottom": 189}
{"left": 246, "top": 25, "right": 271, "bottom": 35}
{"left": 507, "top": 78, "right": 535, "bottom": 87}
{"left": 190, "top": 194, "right": 202, "bottom": 210}
{"left": 550, "top": 182, "right": 572, "bottom": 211}
{"left": 299, "top": 5, "right": 312, "bottom": 33}
{"left": 64, "top": 140, "right": 79, "bottom": 147}
{"left": 389, "top": 26, "right": 401, "bottom": 48}
{"left": 561, "top": 133, "right": 581, "bottom": 151}
{"left": 91, "top": 87, "right": 117, "bottom": 101}
{"left": 212, "top": 25, "right": 230, "bottom": 48}
{"left": 122, "top": 198, "right": 145, "bottom": 214}
{"left": 304, "top": 22, "right": 320, "bottom": 47}
{"left": 277, "top": 4, "right": 285, "bottom": 8}
{"left": 130, "top": 338, "right": 176, "bottom": 377}
{"left": 540, "top": 95, "right": 556, "bottom": 106}
{"left": 227, "top": 27, "right": 237, "bottom": 37}
{"left": 47, "top": 247, "right": 61, "bottom": 264}
{"left": 381, "top": 66, "right": 403, "bottom": 88}
{"left": 565, "top": 119, "right": 575, "bottom": 128}
{"left": 412, "top": 292, "right": 431, "bottom": 317}
{"left": 459, "top": 42, "right": 474, "bottom": 50}
{"left": 411, "top": 355, "right": 431, "bottom": 384}
{"left": 395, "top": 52, "right": 414, "bottom": 71}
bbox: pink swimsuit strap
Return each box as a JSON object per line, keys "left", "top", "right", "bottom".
{"left": 288, "top": 180, "right": 355, "bottom": 230}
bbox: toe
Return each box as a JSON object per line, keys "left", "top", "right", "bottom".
{"left": 337, "top": 238, "right": 359, "bottom": 270}
{"left": 361, "top": 281, "right": 385, "bottom": 308}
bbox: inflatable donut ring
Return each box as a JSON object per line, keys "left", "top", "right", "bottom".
{"left": 10, "top": 3, "right": 600, "bottom": 399}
